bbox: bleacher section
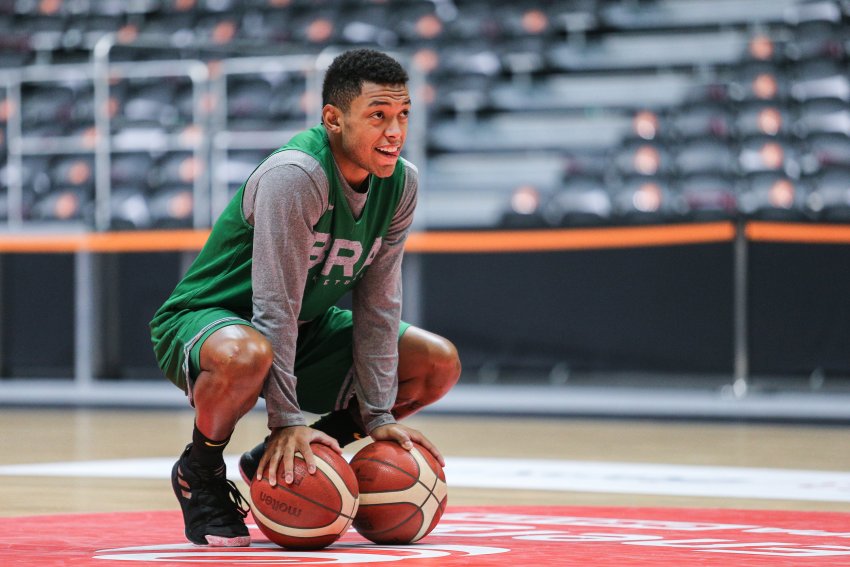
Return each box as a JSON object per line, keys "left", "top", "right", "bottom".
{"left": 0, "top": 0, "right": 849, "bottom": 229}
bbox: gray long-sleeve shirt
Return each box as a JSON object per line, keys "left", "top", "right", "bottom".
{"left": 242, "top": 149, "right": 418, "bottom": 433}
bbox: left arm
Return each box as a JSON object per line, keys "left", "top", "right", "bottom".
{"left": 350, "top": 164, "right": 418, "bottom": 433}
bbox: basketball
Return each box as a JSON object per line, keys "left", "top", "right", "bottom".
{"left": 350, "top": 441, "right": 448, "bottom": 545}
{"left": 248, "top": 443, "right": 359, "bottom": 550}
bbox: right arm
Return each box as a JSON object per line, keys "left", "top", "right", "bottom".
{"left": 246, "top": 155, "right": 341, "bottom": 484}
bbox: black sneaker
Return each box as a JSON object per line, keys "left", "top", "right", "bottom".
{"left": 171, "top": 444, "right": 251, "bottom": 547}
{"left": 238, "top": 438, "right": 267, "bottom": 486}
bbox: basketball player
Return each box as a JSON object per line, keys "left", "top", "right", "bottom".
{"left": 150, "top": 49, "right": 460, "bottom": 547}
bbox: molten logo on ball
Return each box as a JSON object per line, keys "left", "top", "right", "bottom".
{"left": 249, "top": 443, "right": 359, "bottom": 550}
{"left": 351, "top": 441, "right": 448, "bottom": 545}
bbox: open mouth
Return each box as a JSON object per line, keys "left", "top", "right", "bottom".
{"left": 376, "top": 146, "right": 400, "bottom": 157}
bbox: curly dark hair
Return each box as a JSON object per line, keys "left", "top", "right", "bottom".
{"left": 322, "top": 49, "right": 409, "bottom": 112}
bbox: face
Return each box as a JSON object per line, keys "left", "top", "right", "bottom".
{"left": 324, "top": 81, "right": 410, "bottom": 187}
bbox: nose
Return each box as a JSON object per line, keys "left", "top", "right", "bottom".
{"left": 385, "top": 116, "right": 403, "bottom": 140}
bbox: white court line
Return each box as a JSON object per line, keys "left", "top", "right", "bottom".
{"left": 1, "top": 456, "right": 849, "bottom": 503}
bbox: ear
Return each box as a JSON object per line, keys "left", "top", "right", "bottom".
{"left": 322, "top": 104, "right": 343, "bottom": 133}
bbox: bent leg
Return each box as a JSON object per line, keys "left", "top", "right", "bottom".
{"left": 393, "top": 326, "right": 461, "bottom": 420}
{"left": 193, "top": 324, "right": 273, "bottom": 440}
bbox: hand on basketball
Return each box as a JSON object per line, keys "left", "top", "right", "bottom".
{"left": 260, "top": 425, "right": 342, "bottom": 486}
{"left": 370, "top": 423, "right": 445, "bottom": 467}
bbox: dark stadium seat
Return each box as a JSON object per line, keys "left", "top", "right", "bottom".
{"left": 668, "top": 102, "right": 733, "bottom": 140}
{"left": 737, "top": 135, "right": 800, "bottom": 176}
{"left": 613, "top": 140, "right": 673, "bottom": 178}
{"left": 805, "top": 167, "right": 850, "bottom": 221}
{"left": 790, "top": 59, "right": 850, "bottom": 102}
{"left": 443, "top": 1, "right": 502, "bottom": 42}
{"left": 738, "top": 172, "right": 809, "bottom": 220}
{"left": 674, "top": 137, "right": 738, "bottom": 176}
{"left": 799, "top": 132, "right": 850, "bottom": 173}
{"left": 548, "top": 30, "right": 749, "bottom": 72}
{"left": 391, "top": 1, "right": 444, "bottom": 45}
{"left": 601, "top": 0, "right": 795, "bottom": 30}
{"left": 794, "top": 98, "right": 850, "bottom": 136}
{"left": 20, "top": 84, "right": 75, "bottom": 129}
{"left": 49, "top": 155, "right": 95, "bottom": 191}
{"left": 269, "top": 76, "right": 309, "bottom": 122}
{"left": 29, "top": 186, "right": 91, "bottom": 222}
{"left": 111, "top": 153, "right": 155, "bottom": 190}
{"left": 677, "top": 174, "right": 738, "bottom": 220}
{"left": 226, "top": 76, "right": 274, "bottom": 121}
{"left": 546, "top": 176, "right": 613, "bottom": 226}
{"left": 730, "top": 62, "right": 790, "bottom": 102}
{"left": 734, "top": 101, "right": 791, "bottom": 138}
{"left": 237, "top": 9, "right": 292, "bottom": 44}
{"left": 497, "top": 185, "right": 552, "bottom": 229}
{"left": 148, "top": 185, "right": 194, "bottom": 228}
{"left": 610, "top": 176, "right": 684, "bottom": 223}
{"left": 109, "top": 186, "right": 152, "bottom": 230}
{"left": 150, "top": 152, "right": 201, "bottom": 188}
{"left": 492, "top": 71, "right": 694, "bottom": 111}
{"left": 785, "top": 20, "right": 845, "bottom": 62}
{"left": 287, "top": 6, "right": 340, "bottom": 46}
{"left": 337, "top": 4, "right": 397, "bottom": 46}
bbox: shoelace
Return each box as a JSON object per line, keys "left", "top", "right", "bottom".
{"left": 203, "top": 476, "right": 250, "bottom": 521}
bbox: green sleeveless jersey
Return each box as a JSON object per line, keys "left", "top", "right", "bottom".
{"left": 154, "top": 124, "right": 406, "bottom": 322}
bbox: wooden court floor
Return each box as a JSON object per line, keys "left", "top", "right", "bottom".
{"left": 1, "top": 407, "right": 849, "bottom": 518}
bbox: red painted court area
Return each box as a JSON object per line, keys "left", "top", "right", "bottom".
{"left": 3, "top": 506, "right": 850, "bottom": 566}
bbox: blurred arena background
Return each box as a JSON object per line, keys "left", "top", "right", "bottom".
{"left": 1, "top": 0, "right": 850, "bottom": 422}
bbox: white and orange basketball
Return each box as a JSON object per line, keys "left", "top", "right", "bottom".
{"left": 249, "top": 443, "right": 359, "bottom": 550}
{"left": 350, "top": 441, "right": 448, "bottom": 544}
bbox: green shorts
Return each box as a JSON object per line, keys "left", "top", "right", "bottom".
{"left": 150, "top": 305, "right": 411, "bottom": 415}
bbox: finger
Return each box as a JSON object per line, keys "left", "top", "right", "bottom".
{"left": 416, "top": 436, "right": 445, "bottom": 467}
{"left": 392, "top": 428, "right": 413, "bottom": 450}
{"left": 283, "top": 445, "right": 296, "bottom": 485}
{"left": 267, "top": 449, "right": 281, "bottom": 487}
{"left": 256, "top": 452, "right": 269, "bottom": 482}
{"left": 302, "top": 443, "right": 317, "bottom": 475}
{"left": 312, "top": 430, "right": 342, "bottom": 454}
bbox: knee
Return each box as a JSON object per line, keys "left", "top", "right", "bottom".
{"left": 425, "top": 336, "right": 461, "bottom": 393}
{"left": 205, "top": 333, "right": 273, "bottom": 389}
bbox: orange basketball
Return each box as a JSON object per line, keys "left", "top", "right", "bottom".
{"left": 249, "top": 443, "right": 359, "bottom": 550}
{"left": 350, "top": 441, "right": 447, "bottom": 544}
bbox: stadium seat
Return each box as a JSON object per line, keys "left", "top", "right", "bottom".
{"left": 613, "top": 139, "right": 673, "bottom": 178}
{"left": 794, "top": 97, "right": 850, "bottom": 136}
{"left": 790, "top": 59, "right": 850, "bottom": 102}
{"left": 49, "top": 155, "right": 95, "bottom": 191}
{"left": 150, "top": 152, "right": 201, "bottom": 188}
{"left": 545, "top": 176, "right": 613, "bottom": 226}
{"left": 601, "top": 0, "right": 796, "bottom": 30}
{"left": 148, "top": 185, "right": 194, "bottom": 228}
{"left": 737, "top": 135, "right": 800, "bottom": 176}
{"left": 799, "top": 132, "right": 850, "bottom": 173}
{"left": 668, "top": 102, "right": 733, "bottom": 140}
{"left": 497, "top": 185, "right": 552, "bottom": 229}
{"left": 734, "top": 101, "right": 791, "bottom": 138}
{"left": 226, "top": 76, "right": 274, "bottom": 121}
{"left": 109, "top": 186, "right": 152, "bottom": 230}
{"left": 805, "top": 167, "right": 850, "bottom": 221}
{"left": 610, "top": 176, "right": 684, "bottom": 224}
{"left": 548, "top": 30, "right": 749, "bottom": 72}
{"left": 29, "top": 186, "right": 91, "bottom": 223}
{"left": 111, "top": 152, "right": 155, "bottom": 190}
{"left": 677, "top": 173, "right": 738, "bottom": 220}
{"left": 673, "top": 138, "right": 737, "bottom": 176}
{"left": 738, "top": 171, "right": 808, "bottom": 220}
{"left": 20, "top": 84, "right": 75, "bottom": 129}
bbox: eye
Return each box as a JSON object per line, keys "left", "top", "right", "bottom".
{"left": 371, "top": 111, "right": 384, "bottom": 120}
